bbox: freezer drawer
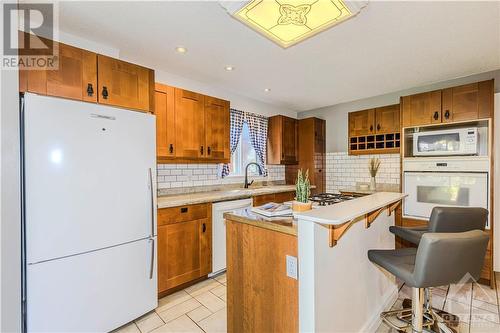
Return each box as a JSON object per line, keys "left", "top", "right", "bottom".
{"left": 27, "top": 237, "right": 157, "bottom": 332}
{"left": 403, "top": 172, "right": 489, "bottom": 226}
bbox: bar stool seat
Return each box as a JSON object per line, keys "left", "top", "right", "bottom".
{"left": 369, "top": 247, "right": 417, "bottom": 286}
{"left": 389, "top": 226, "right": 427, "bottom": 245}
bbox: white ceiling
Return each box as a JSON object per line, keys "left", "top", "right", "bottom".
{"left": 58, "top": 1, "right": 500, "bottom": 112}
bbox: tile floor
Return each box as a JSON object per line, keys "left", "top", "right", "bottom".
{"left": 114, "top": 272, "right": 500, "bottom": 333}
{"left": 113, "top": 273, "right": 227, "bottom": 333}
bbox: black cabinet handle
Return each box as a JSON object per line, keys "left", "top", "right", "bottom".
{"left": 433, "top": 111, "right": 439, "bottom": 120}
{"left": 202, "top": 223, "right": 206, "bottom": 233}
{"left": 86, "top": 83, "right": 94, "bottom": 96}
{"left": 444, "top": 110, "right": 450, "bottom": 119}
{"left": 180, "top": 207, "right": 188, "bottom": 213}
{"left": 102, "top": 86, "right": 109, "bottom": 99}
{"left": 169, "top": 144, "right": 174, "bottom": 154}
{"left": 369, "top": 125, "right": 373, "bottom": 132}
{"left": 377, "top": 124, "right": 381, "bottom": 131}
{"left": 200, "top": 146, "right": 204, "bottom": 155}
{"left": 207, "top": 146, "right": 211, "bottom": 156}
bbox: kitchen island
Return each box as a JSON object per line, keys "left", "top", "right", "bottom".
{"left": 224, "top": 192, "right": 407, "bottom": 333}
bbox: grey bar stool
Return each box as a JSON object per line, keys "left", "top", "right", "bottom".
{"left": 368, "top": 230, "right": 489, "bottom": 332}
{"left": 390, "top": 207, "right": 488, "bottom": 245}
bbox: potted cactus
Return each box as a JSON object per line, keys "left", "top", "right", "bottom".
{"left": 292, "top": 169, "right": 312, "bottom": 212}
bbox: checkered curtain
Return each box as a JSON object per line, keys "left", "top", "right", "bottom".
{"left": 245, "top": 112, "right": 268, "bottom": 177}
{"left": 221, "top": 109, "right": 245, "bottom": 178}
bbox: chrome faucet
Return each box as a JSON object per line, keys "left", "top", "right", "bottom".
{"left": 244, "top": 162, "right": 263, "bottom": 188}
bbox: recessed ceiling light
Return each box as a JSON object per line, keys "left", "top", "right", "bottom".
{"left": 264, "top": 88, "right": 271, "bottom": 92}
{"left": 222, "top": 0, "right": 367, "bottom": 48}
{"left": 224, "top": 66, "right": 235, "bottom": 71}
{"left": 175, "top": 46, "right": 187, "bottom": 54}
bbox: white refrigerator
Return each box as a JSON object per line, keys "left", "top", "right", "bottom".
{"left": 22, "top": 93, "right": 158, "bottom": 332}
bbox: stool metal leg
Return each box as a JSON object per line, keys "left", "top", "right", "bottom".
{"left": 412, "top": 288, "right": 425, "bottom": 333}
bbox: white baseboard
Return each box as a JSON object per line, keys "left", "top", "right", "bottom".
{"left": 360, "top": 286, "right": 399, "bottom": 333}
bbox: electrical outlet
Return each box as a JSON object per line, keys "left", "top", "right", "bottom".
{"left": 286, "top": 255, "right": 298, "bottom": 280}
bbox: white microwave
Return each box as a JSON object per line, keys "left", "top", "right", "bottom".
{"left": 413, "top": 127, "right": 478, "bottom": 156}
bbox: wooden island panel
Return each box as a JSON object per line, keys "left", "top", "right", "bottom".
{"left": 226, "top": 218, "right": 298, "bottom": 333}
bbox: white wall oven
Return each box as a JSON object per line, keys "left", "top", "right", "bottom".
{"left": 413, "top": 127, "right": 478, "bottom": 156}
{"left": 403, "top": 158, "right": 490, "bottom": 228}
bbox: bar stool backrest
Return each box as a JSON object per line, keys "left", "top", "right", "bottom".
{"left": 412, "top": 230, "right": 489, "bottom": 288}
{"left": 428, "top": 207, "right": 488, "bottom": 233}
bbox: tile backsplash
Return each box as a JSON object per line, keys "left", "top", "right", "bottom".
{"left": 157, "top": 164, "right": 285, "bottom": 190}
{"left": 326, "top": 152, "right": 400, "bottom": 193}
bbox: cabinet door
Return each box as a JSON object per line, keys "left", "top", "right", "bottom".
{"left": 174, "top": 89, "right": 205, "bottom": 159}
{"left": 19, "top": 34, "right": 97, "bottom": 103}
{"left": 375, "top": 104, "right": 400, "bottom": 134}
{"left": 154, "top": 84, "right": 176, "bottom": 159}
{"left": 157, "top": 218, "right": 209, "bottom": 293}
{"left": 348, "top": 109, "right": 375, "bottom": 136}
{"left": 401, "top": 91, "right": 441, "bottom": 127}
{"left": 97, "top": 55, "right": 153, "bottom": 112}
{"left": 442, "top": 80, "right": 494, "bottom": 122}
{"left": 46, "top": 43, "right": 97, "bottom": 102}
{"left": 282, "top": 117, "right": 298, "bottom": 164}
{"left": 204, "top": 96, "right": 230, "bottom": 161}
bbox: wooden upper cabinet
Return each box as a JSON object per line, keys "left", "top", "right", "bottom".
{"left": 282, "top": 116, "right": 298, "bottom": 164}
{"left": 267, "top": 115, "right": 298, "bottom": 165}
{"left": 97, "top": 55, "right": 154, "bottom": 112}
{"left": 154, "top": 83, "right": 176, "bottom": 160}
{"left": 348, "top": 109, "right": 375, "bottom": 137}
{"left": 375, "top": 104, "right": 400, "bottom": 134}
{"left": 19, "top": 34, "right": 97, "bottom": 102}
{"left": 401, "top": 90, "right": 442, "bottom": 127}
{"left": 204, "top": 96, "right": 230, "bottom": 161}
{"left": 174, "top": 88, "right": 205, "bottom": 159}
{"left": 442, "top": 80, "right": 494, "bottom": 123}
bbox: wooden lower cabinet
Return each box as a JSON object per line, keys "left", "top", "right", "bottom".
{"left": 157, "top": 203, "right": 212, "bottom": 296}
{"left": 253, "top": 191, "right": 295, "bottom": 206}
{"left": 226, "top": 219, "right": 298, "bottom": 333}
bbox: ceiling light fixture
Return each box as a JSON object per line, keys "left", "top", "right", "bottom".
{"left": 264, "top": 88, "right": 271, "bottom": 92}
{"left": 175, "top": 46, "right": 187, "bottom": 54}
{"left": 224, "top": 65, "right": 235, "bottom": 71}
{"left": 221, "top": 0, "right": 368, "bottom": 48}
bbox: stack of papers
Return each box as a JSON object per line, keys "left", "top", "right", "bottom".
{"left": 251, "top": 202, "right": 293, "bottom": 217}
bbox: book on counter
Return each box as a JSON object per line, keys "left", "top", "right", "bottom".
{"left": 251, "top": 202, "right": 293, "bottom": 217}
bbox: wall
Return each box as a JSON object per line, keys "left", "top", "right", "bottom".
{"left": 299, "top": 69, "right": 500, "bottom": 153}
{"left": 495, "top": 93, "right": 500, "bottom": 271}
{"left": 1, "top": 2, "right": 22, "bottom": 331}
{"left": 326, "top": 153, "right": 400, "bottom": 193}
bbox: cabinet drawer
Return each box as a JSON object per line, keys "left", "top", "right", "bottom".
{"left": 158, "top": 203, "right": 209, "bottom": 226}
{"left": 275, "top": 191, "right": 295, "bottom": 203}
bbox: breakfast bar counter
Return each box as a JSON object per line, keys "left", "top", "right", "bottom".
{"left": 225, "top": 192, "right": 407, "bottom": 333}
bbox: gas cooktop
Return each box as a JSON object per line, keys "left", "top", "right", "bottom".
{"left": 309, "top": 193, "right": 358, "bottom": 206}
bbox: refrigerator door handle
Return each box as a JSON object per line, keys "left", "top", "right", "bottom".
{"left": 149, "top": 237, "right": 155, "bottom": 280}
{"left": 148, "top": 168, "right": 154, "bottom": 237}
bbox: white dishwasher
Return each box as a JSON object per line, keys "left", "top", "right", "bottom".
{"left": 210, "top": 198, "right": 253, "bottom": 276}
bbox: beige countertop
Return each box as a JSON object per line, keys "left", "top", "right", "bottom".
{"left": 294, "top": 192, "right": 407, "bottom": 225}
{"left": 340, "top": 183, "right": 400, "bottom": 195}
{"left": 157, "top": 185, "right": 296, "bottom": 209}
{"left": 224, "top": 208, "right": 297, "bottom": 236}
